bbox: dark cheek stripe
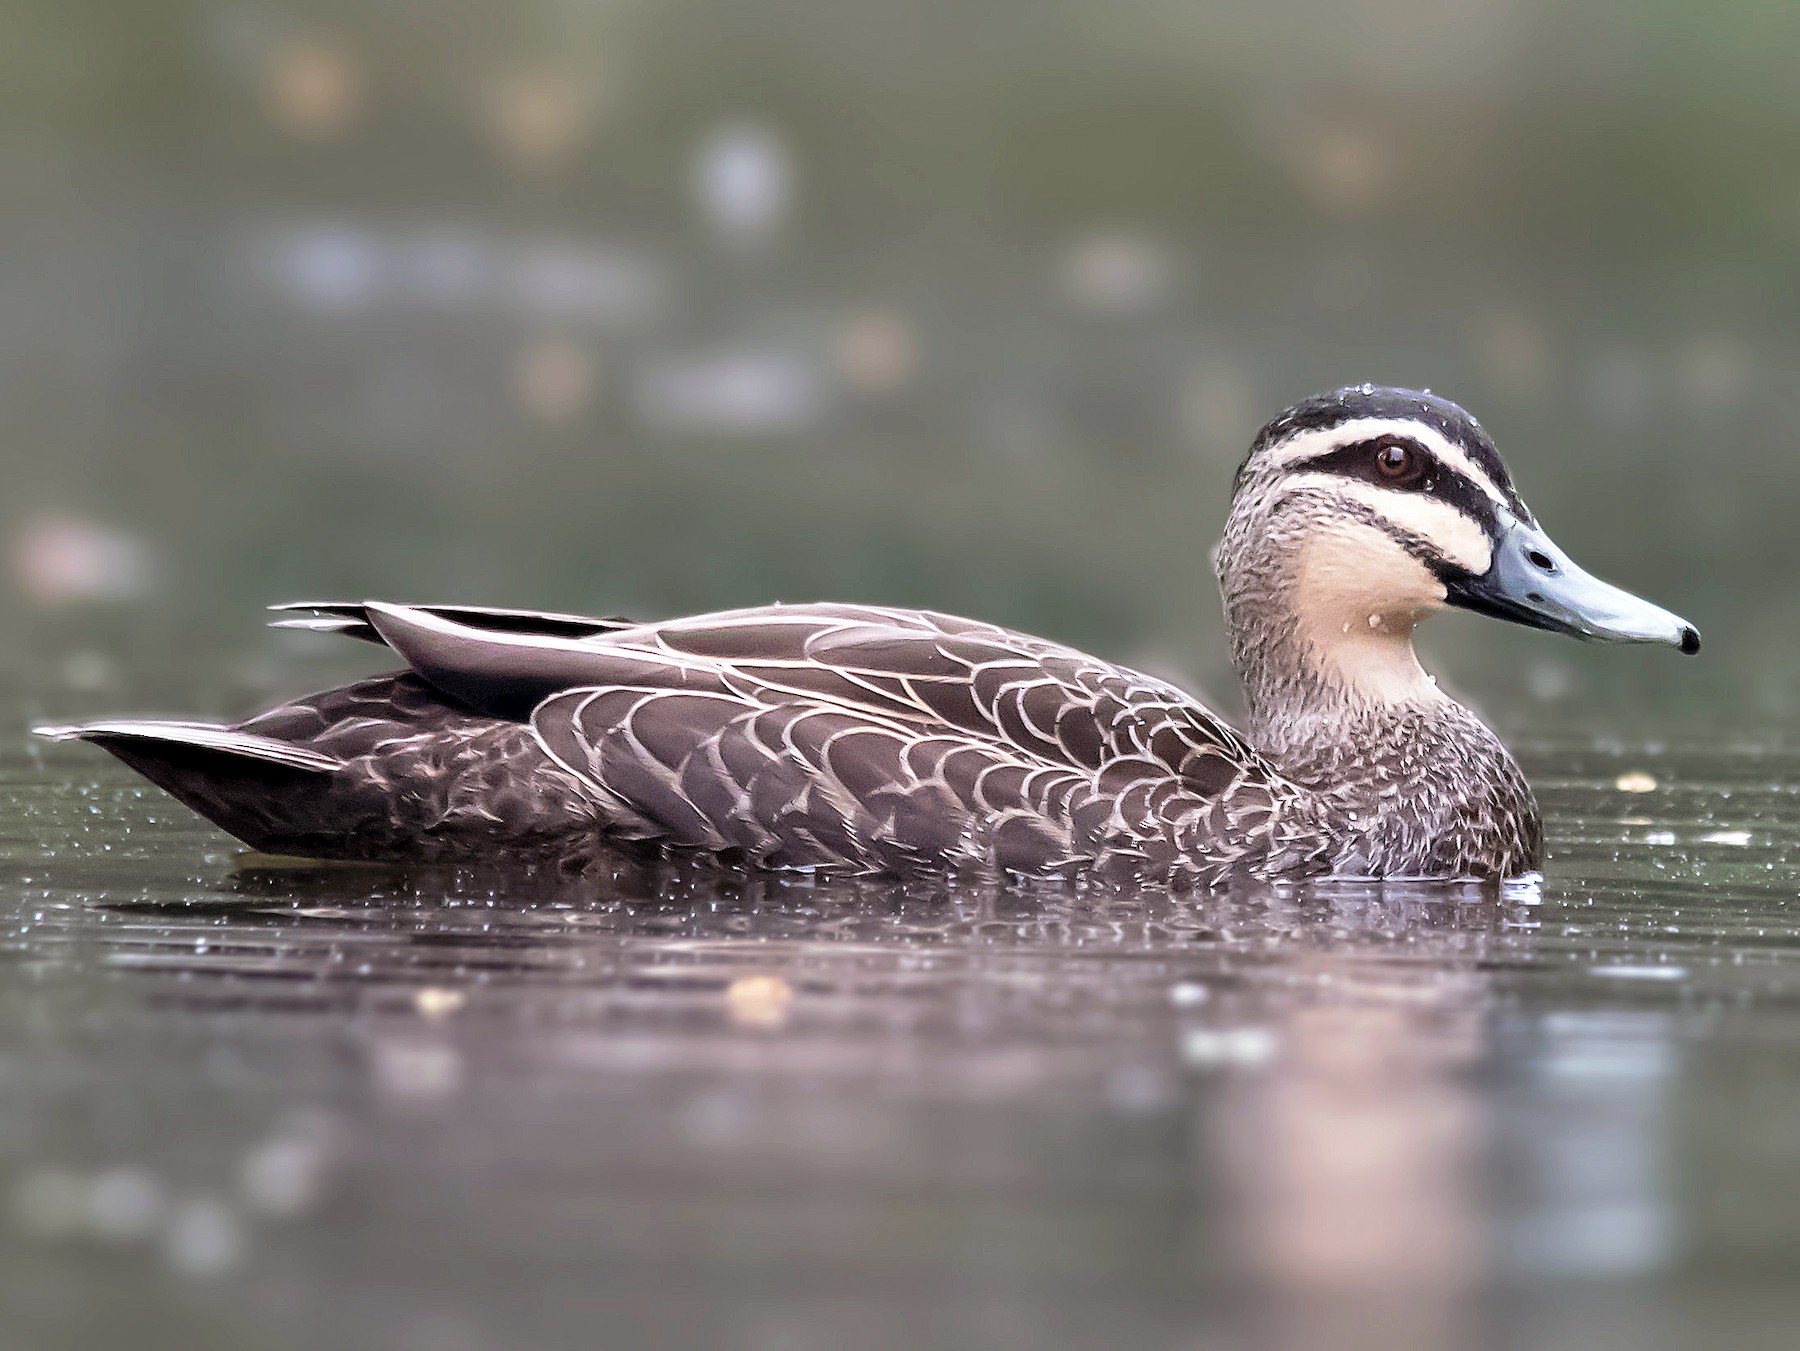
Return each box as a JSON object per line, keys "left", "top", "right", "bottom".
{"left": 1273, "top": 493, "right": 1460, "bottom": 576}
{"left": 1337, "top": 499, "right": 1448, "bottom": 571}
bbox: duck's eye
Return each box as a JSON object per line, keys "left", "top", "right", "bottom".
{"left": 1373, "top": 439, "right": 1425, "bottom": 486}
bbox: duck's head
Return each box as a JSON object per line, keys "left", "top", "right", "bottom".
{"left": 1217, "top": 385, "right": 1698, "bottom": 717}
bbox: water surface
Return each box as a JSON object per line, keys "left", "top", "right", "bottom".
{"left": 3, "top": 733, "right": 1799, "bottom": 1351}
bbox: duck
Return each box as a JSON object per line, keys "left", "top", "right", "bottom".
{"left": 36, "top": 386, "right": 1698, "bottom": 885}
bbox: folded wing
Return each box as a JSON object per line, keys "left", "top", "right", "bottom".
{"left": 272, "top": 600, "right": 1286, "bottom": 878}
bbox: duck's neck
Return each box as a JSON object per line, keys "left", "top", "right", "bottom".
{"left": 1218, "top": 551, "right": 1540, "bottom": 876}
{"left": 1221, "top": 542, "right": 1448, "bottom": 767}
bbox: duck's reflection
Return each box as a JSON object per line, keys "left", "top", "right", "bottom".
{"left": 1193, "top": 878, "right": 1673, "bottom": 1349}
{"left": 1220, "top": 968, "right": 1485, "bottom": 1343}
{"left": 86, "top": 860, "right": 1676, "bottom": 1345}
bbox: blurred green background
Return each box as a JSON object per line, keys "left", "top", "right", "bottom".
{"left": 4, "top": 0, "right": 1794, "bottom": 726}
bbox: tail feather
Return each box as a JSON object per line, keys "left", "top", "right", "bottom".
{"left": 34, "top": 721, "right": 344, "bottom": 852}
{"left": 268, "top": 601, "right": 636, "bottom": 646}
{"left": 267, "top": 615, "right": 380, "bottom": 642}
{"left": 34, "top": 721, "right": 343, "bottom": 773}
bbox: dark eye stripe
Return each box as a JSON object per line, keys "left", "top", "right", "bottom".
{"left": 1288, "top": 439, "right": 1503, "bottom": 533}
{"left": 1242, "top": 386, "right": 1528, "bottom": 515}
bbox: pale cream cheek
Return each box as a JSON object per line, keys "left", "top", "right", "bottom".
{"left": 1276, "top": 476, "right": 1493, "bottom": 575}
{"left": 1292, "top": 524, "right": 1449, "bottom": 705}
{"left": 1294, "top": 522, "right": 1448, "bottom": 632}
{"left": 1327, "top": 483, "right": 1493, "bottom": 575}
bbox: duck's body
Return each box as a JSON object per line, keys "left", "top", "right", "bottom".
{"left": 38, "top": 387, "right": 1696, "bottom": 883}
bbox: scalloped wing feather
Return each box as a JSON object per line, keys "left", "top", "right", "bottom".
{"left": 264, "top": 601, "right": 1294, "bottom": 880}
{"left": 511, "top": 604, "right": 1289, "bottom": 880}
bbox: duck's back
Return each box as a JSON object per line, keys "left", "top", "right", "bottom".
{"left": 41, "top": 602, "right": 1294, "bottom": 883}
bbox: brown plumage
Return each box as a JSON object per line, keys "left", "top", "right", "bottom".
{"left": 37, "top": 387, "right": 1698, "bottom": 884}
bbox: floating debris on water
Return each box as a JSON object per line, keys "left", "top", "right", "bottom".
{"left": 1615, "top": 771, "right": 1658, "bottom": 793}
{"left": 727, "top": 975, "right": 794, "bottom": 1030}
{"left": 414, "top": 986, "right": 467, "bottom": 1019}
{"left": 1701, "top": 830, "right": 1752, "bottom": 846}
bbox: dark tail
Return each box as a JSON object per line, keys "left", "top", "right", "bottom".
{"left": 34, "top": 721, "right": 343, "bottom": 853}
